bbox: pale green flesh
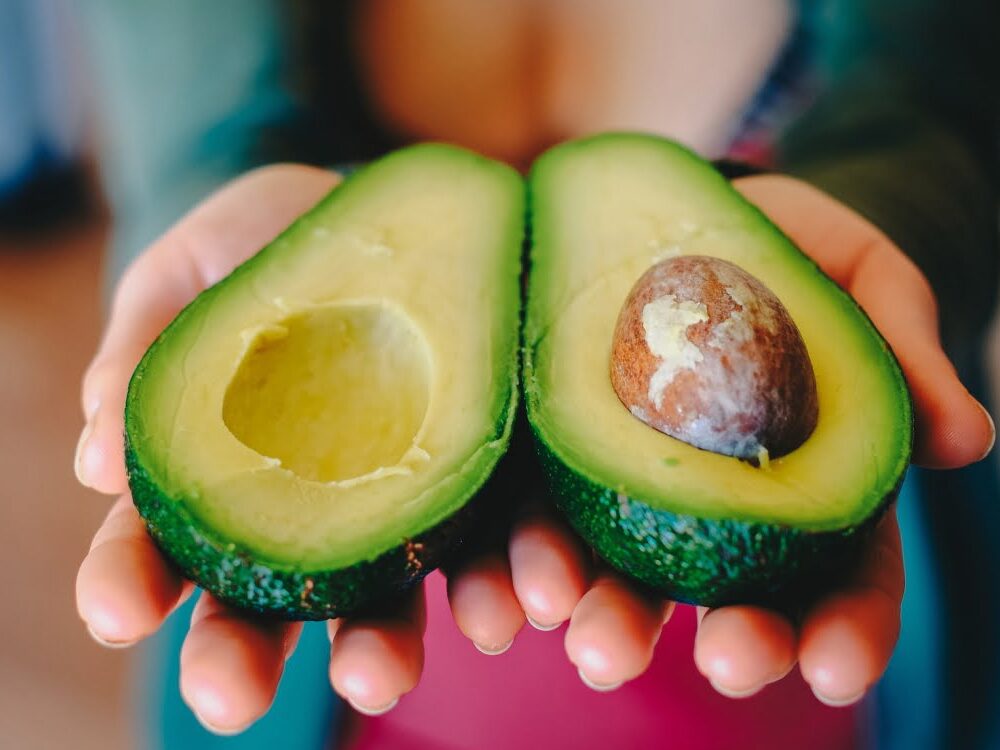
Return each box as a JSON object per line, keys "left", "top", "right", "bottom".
{"left": 526, "top": 134, "right": 911, "bottom": 531}
{"left": 127, "top": 145, "right": 523, "bottom": 568}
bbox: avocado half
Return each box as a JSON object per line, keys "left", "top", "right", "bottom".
{"left": 523, "top": 134, "right": 912, "bottom": 607}
{"left": 125, "top": 144, "right": 524, "bottom": 619}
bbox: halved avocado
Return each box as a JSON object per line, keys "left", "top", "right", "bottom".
{"left": 524, "top": 134, "right": 912, "bottom": 606}
{"left": 126, "top": 144, "right": 524, "bottom": 619}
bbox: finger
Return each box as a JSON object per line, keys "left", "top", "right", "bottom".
{"left": 565, "top": 574, "right": 674, "bottom": 690}
{"left": 694, "top": 605, "right": 797, "bottom": 698}
{"left": 848, "top": 243, "right": 993, "bottom": 467}
{"left": 329, "top": 587, "right": 426, "bottom": 715}
{"left": 76, "top": 494, "right": 191, "bottom": 645}
{"left": 799, "top": 511, "right": 904, "bottom": 706}
{"left": 180, "top": 594, "right": 303, "bottom": 734}
{"left": 732, "top": 175, "right": 872, "bottom": 284}
{"left": 75, "top": 165, "right": 341, "bottom": 494}
{"left": 734, "top": 175, "right": 993, "bottom": 469}
{"left": 447, "top": 552, "right": 526, "bottom": 654}
{"left": 509, "top": 512, "right": 590, "bottom": 630}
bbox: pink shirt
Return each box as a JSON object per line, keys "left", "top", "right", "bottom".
{"left": 351, "top": 572, "right": 860, "bottom": 749}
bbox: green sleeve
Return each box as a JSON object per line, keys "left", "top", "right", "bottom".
{"left": 778, "top": 0, "right": 999, "bottom": 354}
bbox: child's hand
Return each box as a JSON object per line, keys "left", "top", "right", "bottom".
{"left": 75, "top": 165, "right": 439, "bottom": 731}
{"left": 443, "top": 175, "right": 995, "bottom": 705}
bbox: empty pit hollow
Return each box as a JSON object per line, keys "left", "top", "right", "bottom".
{"left": 223, "top": 303, "right": 431, "bottom": 483}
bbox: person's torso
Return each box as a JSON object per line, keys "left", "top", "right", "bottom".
{"left": 349, "top": 0, "right": 798, "bottom": 167}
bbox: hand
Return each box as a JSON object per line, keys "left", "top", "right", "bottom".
{"left": 444, "top": 174, "right": 995, "bottom": 705}
{"left": 75, "top": 167, "right": 994, "bottom": 733}
{"left": 75, "top": 165, "right": 435, "bottom": 732}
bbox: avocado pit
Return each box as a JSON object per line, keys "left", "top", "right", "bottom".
{"left": 610, "top": 255, "right": 818, "bottom": 462}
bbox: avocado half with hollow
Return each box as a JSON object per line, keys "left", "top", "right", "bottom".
{"left": 523, "top": 134, "right": 912, "bottom": 606}
{"left": 125, "top": 144, "right": 524, "bottom": 619}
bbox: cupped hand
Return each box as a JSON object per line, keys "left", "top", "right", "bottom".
{"left": 75, "top": 167, "right": 995, "bottom": 733}
{"left": 75, "top": 165, "right": 431, "bottom": 733}
{"left": 446, "top": 174, "right": 995, "bottom": 705}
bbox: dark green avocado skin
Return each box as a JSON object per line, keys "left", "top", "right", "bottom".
{"left": 126, "top": 428, "right": 510, "bottom": 621}
{"left": 531, "top": 429, "right": 902, "bottom": 609}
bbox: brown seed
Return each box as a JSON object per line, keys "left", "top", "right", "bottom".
{"left": 610, "top": 255, "right": 818, "bottom": 462}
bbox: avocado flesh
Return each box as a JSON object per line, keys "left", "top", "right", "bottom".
{"left": 524, "top": 134, "right": 912, "bottom": 605}
{"left": 126, "top": 144, "right": 524, "bottom": 618}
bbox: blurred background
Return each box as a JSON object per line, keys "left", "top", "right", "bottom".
{"left": 0, "top": 1, "right": 129, "bottom": 748}
{"left": 1, "top": 0, "right": 998, "bottom": 748}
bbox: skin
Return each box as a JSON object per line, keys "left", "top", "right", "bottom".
{"left": 74, "top": 166, "right": 993, "bottom": 734}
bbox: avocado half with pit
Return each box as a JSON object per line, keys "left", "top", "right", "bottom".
{"left": 125, "top": 144, "right": 524, "bottom": 619}
{"left": 523, "top": 134, "right": 912, "bottom": 606}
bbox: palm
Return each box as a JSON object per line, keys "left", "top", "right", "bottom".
{"left": 75, "top": 167, "right": 992, "bottom": 732}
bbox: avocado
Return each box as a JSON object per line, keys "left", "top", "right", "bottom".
{"left": 523, "top": 134, "right": 912, "bottom": 607}
{"left": 126, "top": 144, "right": 524, "bottom": 619}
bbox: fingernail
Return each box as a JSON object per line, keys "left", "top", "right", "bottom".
{"left": 191, "top": 711, "right": 247, "bottom": 737}
{"left": 184, "top": 685, "right": 251, "bottom": 735}
{"left": 86, "top": 624, "right": 135, "bottom": 650}
{"left": 474, "top": 638, "right": 513, "bottom": 656}
{"left": 977, "top": 403, "right": 995, "bottom": 461}
{"left": 709, "top": 678, "right": 763, "bottom": 699}
{"left": 811, "top": 686, "right": 865, "bottom": 708}
{"left": 74, "top": 421, "right": 95, "bottom": 485}
{"left": 577, "top": 668, "right": 623, "bottom": 693}
{"left": 348, "top": 697, "right": 399, "bottom": 716}
{"left": 526, "top": 615, "right": 561, "bottom": 632}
